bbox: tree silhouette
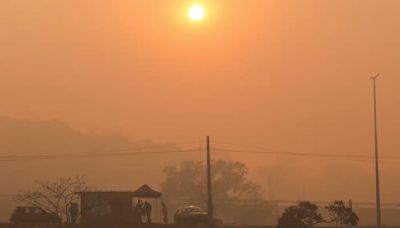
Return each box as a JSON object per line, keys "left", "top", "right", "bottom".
{"left": 277, "top": 201, "right": 323, "bottom": 228}
{"left": 16, "top": 175, "right": 91, "bottom": 224}
{"left": 161, "top": 160, "right": 273, "bottom": 224}
{"left": 325, "top": 200, "right": 359, "bottom": 226}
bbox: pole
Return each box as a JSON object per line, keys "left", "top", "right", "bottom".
{"left": 370, "top": 74, "right": 381, "bottom": 227}
{"left": 206, "top": 136, "right": 214, "bottom": 226}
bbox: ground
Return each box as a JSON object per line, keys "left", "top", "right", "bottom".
{"left": 0, "top": 223, "right": 399, "bottom": 228}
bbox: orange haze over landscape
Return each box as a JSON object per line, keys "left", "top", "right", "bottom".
{"left": 1, "top": 0, "right": 400, "bottom": 224}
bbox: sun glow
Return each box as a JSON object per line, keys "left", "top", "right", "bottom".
{"left": 189, "top": 4, "right": 205, "bottom": 21}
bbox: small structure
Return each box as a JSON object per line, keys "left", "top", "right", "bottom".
{"left": 76, "top": 185, "right": 162, "bottom": 225}
{"left": 78, "top": 191, "right": 133, "bottom": 226}
{"left": 133, "top": 184, "right": 162, "bottom": 198}
{"left": 132, "top": 184, "right": 162, "bottom": 223}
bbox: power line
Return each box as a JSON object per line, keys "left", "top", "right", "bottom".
{"left": 0, "top": 143, "right": 192, "bottom": 159}
{"left": 213, "top": 148, "right": 400, "bottom": 162}
{"left": 0, "top": 149, "right": 200, "bottom": 162}
{"left": 214, "top": 141, "right": 400, "bottom": 161}
{"left": 2, "top": 147, "right": 400, "bottom": 163}
{"left": 0, "top": 140, "right": 399, "bottom": 164}
{"left": 265, "top": 200, "right": 400, "bottom": 207}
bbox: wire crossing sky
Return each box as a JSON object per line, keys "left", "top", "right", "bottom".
{"left": 1, "top": 141, "right": 399, "bottom": 163}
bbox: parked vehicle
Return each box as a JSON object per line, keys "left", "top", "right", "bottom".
{"left": 9, "top": 207, "right": 61, "bottom": 228}
{"left": 174, "top": 206, "right": 208, "bottom": 225}
{"left": 174, "top": 206, "right": 222, "bottom": 226}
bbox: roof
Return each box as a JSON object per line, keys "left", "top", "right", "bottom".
{"left": 75, "top": 186, "right": 162, "bottom": 198}
{"left": 132, "top": 184, "right": 162, "bottom": 198}
{"left": 76, "top": 191, "right": 132, "bottom": 195}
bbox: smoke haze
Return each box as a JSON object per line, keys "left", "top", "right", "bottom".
{"left": 1, "top": 0, "right": 400, "bottom": 225}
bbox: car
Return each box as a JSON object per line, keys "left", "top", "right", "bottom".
{"left": 174, "top": 206, "right": 223, "bottom": 226}
{"left": 10, "top": 207, "right": 62, "bottom": 228}
{"left": 174, "top": 206, "right": 208, "bottom": 225}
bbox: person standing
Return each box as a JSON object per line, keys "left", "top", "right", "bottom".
{"left": 68, "top": 202, "right": 79, "bottom": 224}
{"left": 144, "top": 201, "right": 152, "bottom": 223}
{"left": 161, "top": 202, "right": 168, "bottom": 223}
{"left": 135, "top": 200, "right": 144, "bottom": 223}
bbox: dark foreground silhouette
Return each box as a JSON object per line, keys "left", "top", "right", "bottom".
{"left": 2, "top": 223, "right": 400, "bottom": 228}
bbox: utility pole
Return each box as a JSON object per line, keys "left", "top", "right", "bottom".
{"left": 370, "top": 74, "right": 381, "bottom": 227}
{"left": 206, "top": 136, "right": 214, "bottom": 226}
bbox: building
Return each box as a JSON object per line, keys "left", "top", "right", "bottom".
{"left": 77, "top": 185, "right": 162, "bottom": 226}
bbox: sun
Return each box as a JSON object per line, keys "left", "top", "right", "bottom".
{"left": 189, "top": 4, "right": 205, "bottom": 21}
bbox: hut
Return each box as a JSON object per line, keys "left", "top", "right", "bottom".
{"left": 76, "top": 185, "right": 162, "bottom": 225}
{"left": 132, "top": 184, "right": 162, "bottom": 223}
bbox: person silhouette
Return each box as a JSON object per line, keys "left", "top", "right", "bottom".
{"left": 135, "top": 200, "right": 144, "bottom": 223}
{"left": 69, "top": 202, "right": 78, "bottom": 224}
{"left": 161, "top": 202, "right": 168, "bottom": 223}
{"left": 143, "top": 201, "right": 152, "bottom": 223}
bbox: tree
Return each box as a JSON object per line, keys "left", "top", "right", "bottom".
{"left": 325, "top": 200, "right": 359, "bottom": 226}
{"left": 277, "top": 201, "right": 323, "bottom": 228}
{"left": 161, "top": 160, "right": 273, "bottom": 225}
{"left": 16, "top": 175, "right": 91, "bottom": 224}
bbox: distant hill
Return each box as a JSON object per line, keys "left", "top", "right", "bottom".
{"left": 0, "top": 116, "right": 195, "bottom": 222}
{"left": 0, "top": 116, "right": 142, "bottom": 156}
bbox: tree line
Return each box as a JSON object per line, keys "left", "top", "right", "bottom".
{"left": 15, "top": 160, "right": 359, "bottom": 226}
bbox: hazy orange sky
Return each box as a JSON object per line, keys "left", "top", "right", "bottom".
{"left": 1, "top": 0, "right": 400, "bottom": 165}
